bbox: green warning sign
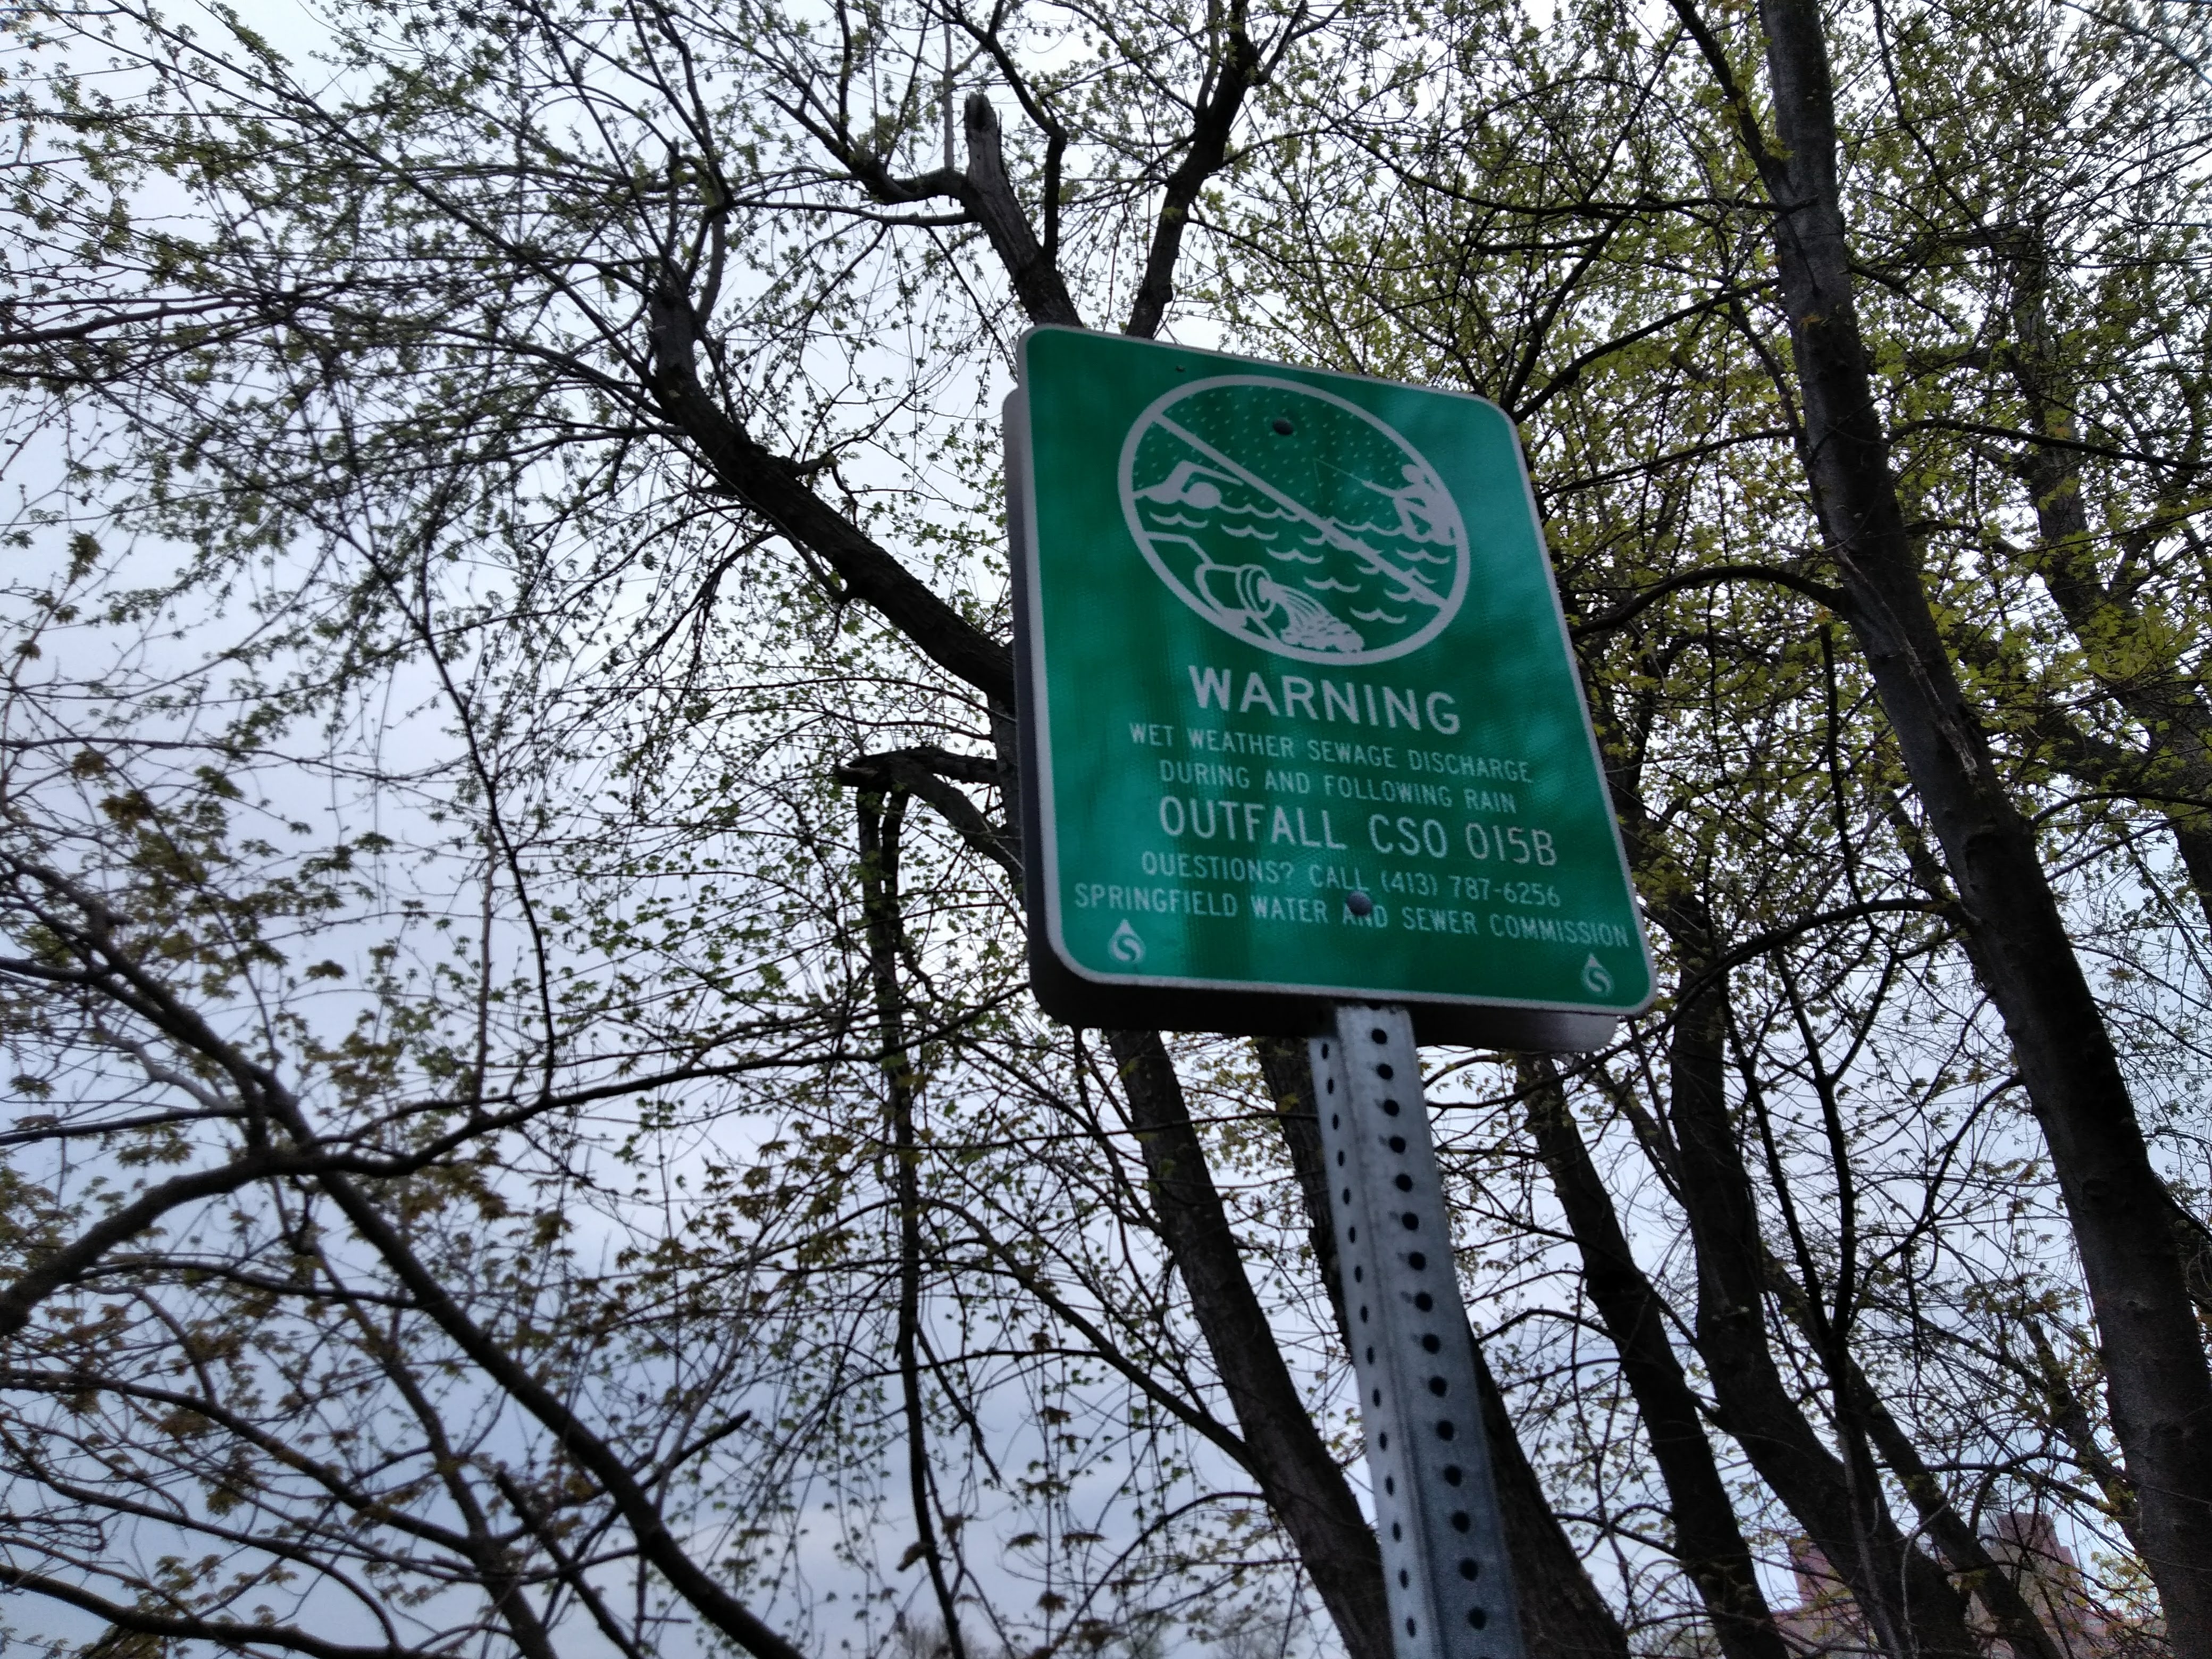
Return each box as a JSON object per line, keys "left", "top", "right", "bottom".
{"left": 1007, "top": 328, "right": 1652, "bottom": 1039}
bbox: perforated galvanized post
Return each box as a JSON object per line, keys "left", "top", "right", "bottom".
{"left": 1310, "top": 1004, "right": 1526, "bottom": 1659}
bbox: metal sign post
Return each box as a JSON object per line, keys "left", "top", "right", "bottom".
{"left": 1312, "top": 1006, "right": 1524, "bottom": 1659}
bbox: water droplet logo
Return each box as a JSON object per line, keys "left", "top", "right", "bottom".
{"left": 1120, "top": 376, "right": 1471, "bottom": 665}
{"left": 1110, "top": 919, "right": 1146, "bottom": 964}
{"left": 1581, "top": 955, "right": 1614, "bottom": 997}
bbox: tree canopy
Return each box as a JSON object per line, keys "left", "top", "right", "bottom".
{"left": 0, "top": 0, "right": 2208, "bottom": 1654}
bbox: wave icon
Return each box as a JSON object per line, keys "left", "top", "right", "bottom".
{"left": 1119, "top": 376, "right": 1471, "bottom": 664}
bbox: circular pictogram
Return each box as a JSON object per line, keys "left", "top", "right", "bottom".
{"left": 1119, "top": 376, "right": 1471, "bottom": 664}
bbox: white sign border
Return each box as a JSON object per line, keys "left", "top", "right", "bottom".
{"left": 1011, "top": 325, "right": 1657, "bottom": 1020}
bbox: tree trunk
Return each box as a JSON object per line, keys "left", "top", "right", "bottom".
{"left": 857, "top": 792, "right": 973, "bottom": 1659}
{"left": 1515, "top": 1054, "right": 1790, "bottom": 1659}
{"left": 1733, "top": 0, "right": 2212, "bottom": 1634}
{"left": 1758, "top": 1260, "right": 2067, "bottom": 1659}
{"left": 1108, "top": 1029, "right": 1395, "bottom": 1659}
{"left": 1652, "top": 899, "right": 1981, "bottom": 1657}
{"left": 1469, "top": 1344, "right": 1632, "bottom": 1659}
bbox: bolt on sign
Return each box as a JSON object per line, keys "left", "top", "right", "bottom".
{"left": 1006, "top": 328, "right": 1653, "bottom": 1047}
